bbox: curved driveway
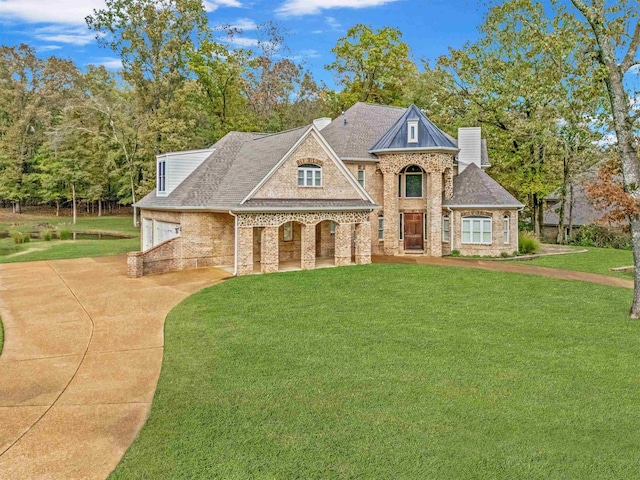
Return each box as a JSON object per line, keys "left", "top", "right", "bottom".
{"left": 0, "top": 256, "right": 230, "bottom": 480}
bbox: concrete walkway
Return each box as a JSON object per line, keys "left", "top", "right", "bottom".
{"left": 0, "top": 256, "right": 230, "bottom": 480}
{"left": 372, "top": 255, "right": 634, "bottom": 289}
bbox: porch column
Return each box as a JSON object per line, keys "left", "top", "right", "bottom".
{"left": 355, "top": 222, "right": 371, "bottom": 265}
{"left": 334, "top": 223, "right": 352, "bottom": 266}
{"left": 301, "top": 224, "right": 316, "bottom": 270}
{"left": 237, "top": 226, "right": 254, "bottom": 276}
{"left": 427, "top": 171, "right": 443, "bottom": 257}
{"left": 261, "top": 226, "right": 279, "bottom": 274}
{"left": 382, "top": 171, "right": 399, "bottom": 255}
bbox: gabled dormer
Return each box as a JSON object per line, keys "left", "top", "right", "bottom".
{"left": 369, "top": 104, "right": 458, "bottom": 155}
{"left": 156, "top": 148, "right": 214, "bottom": 197}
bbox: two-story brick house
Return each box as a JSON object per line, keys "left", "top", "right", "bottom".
{"left": 128, "top": 103, "right": 523, "bottom": 277}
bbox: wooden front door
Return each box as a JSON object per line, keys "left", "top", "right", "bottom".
{"left": 404, "top": 213, "right": 423, "bottom": 250}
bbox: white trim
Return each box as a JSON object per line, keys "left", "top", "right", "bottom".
{"left": 297, "top": 164, "right": 323, "bottom": 187}
{"left": 241, "top": 126, "right": 375, "bottom": 205}
{"left": 357, "top": 167, "right": 366, "bottom": 189}
{"left": 232, "top": 205, "right": 380, "bottom": 213}
{"left": 407, "top": 120, "right": 419, "bottom": 143}
{"left": 157, "top": 147, "right": 215, "bottom": 157}
{"left": 442, "top": 215, "right": 450, "bottom": 243}
{"left": 378, "top": 214, "right": 384, "bottom": 241}
{"left": 445, "top": 204, "right": 524, "bottom": 209}
{"left": 369, "top": 146, "right": 460, "bottom": 155}
{"left": 342, "top": 157, "right": 380, "bottom": 163}
{"left": 503, "top": 215, "right": 510, "bottom": 244}
{"left": 461, "top": 215, "right": 492, "bottom": 245}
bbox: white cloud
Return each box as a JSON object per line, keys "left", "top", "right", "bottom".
{"left": 277, "top": 0, "right": 400, "bottom": 16}
{"left": 0, "top": 0, "right": 105, "bottom": 25}
{"left": 325, "top": 16, "right": 341, "bottom": 30}
{"left": 312, "top": 29, "right": 323, "bottom": 34}
{"left": 203, "top": 0, "right": 242, "bottom": 12}
{"left": 37, "top": 45, "right": 63, "bottom": 52}
{"left": 228, "top": 18, "right": 257, "bottom": 31}
{"left": 629, "top": 65, "right": 640, "bottom": 75}
{"left": 288, "top": 49, "right": 321, "bottom": 62}
{"left": 91, "top": 56, "right": 123, "bottom": 70}
{"left": 34, "top": 26, "right": 95, "bottom": 46}
{"left": 0, "top": 0, "right": 241, "bottom": 24}
{"left": 219, "top": 36, "right": 261, "bottom": 48}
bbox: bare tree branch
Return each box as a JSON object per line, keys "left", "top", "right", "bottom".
{"left": 621, "top": 19, "right": 640, "bottom": 73}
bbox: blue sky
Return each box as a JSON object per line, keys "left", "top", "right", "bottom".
{"left": 0, "top": 0, "right": 491, "bottom": 88}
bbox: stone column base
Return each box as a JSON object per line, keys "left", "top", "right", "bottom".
{"left": 355, "top": 255, "right": 371, "bottom": 265}
{"left": 261, "top": 262, "right": 278, "bottom": 274}
{"left": 237, "top": 263, "right": 253, "bottom": 276}
{"left": 335, "top": 256, "right": 351, "bottom": 267}
{"left": 301, "top": 259, "right": 315, "bottom": 270}
{"left": 127, "top": 252, "right": 143, "bottom": 278}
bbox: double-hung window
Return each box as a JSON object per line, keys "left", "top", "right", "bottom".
{"left": 442, "top": 215, "right": 450, "bottom": 243}
{"left": 462, "top": 216, "right": 492, "bottom": 244}
{"left": 503, "top": 215, "right": 510, "bottom": 244}
{"left": 298, "top": 164, "right": 322, "bottom": 187}
{"left": 158, "top": 160, "right": 166, "bottom": 193}
{"left": 357, "top": 166, "right": 366, "bottom": 188}
{"left": 378, "top": 215, "right": 384, "bottom": 240}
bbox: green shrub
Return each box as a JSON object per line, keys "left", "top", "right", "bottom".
{"left": 43, "top": 231, "right": 53, "bottom": 241}
{"left": 571, "top": 224, "right": 632, "bottom": 250}
{"left": 500, "top": 251, "right": 511, "bottom": 258}
{"left": 10, "top": 231, "right": 25, "bottom": 244}
{"left": 450, "top": 250, "right": 460, "bottom": 257}
{"left": 59, "top": 230, "right": 72, "bottom": 241}
{"left": 22, "top": 235, "right": 30, "bottom": 244}
{"left": 518, "top": 232, "right": 540, "bottom": 255}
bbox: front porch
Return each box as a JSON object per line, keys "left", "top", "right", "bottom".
{"left": 235, "top": 211, "right": 373, "bottom": 276}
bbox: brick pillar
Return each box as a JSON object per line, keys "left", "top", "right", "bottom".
{"left": 427, "top": 172, "right": 443, "bottom": 257}
{"left": 261, "top": 226, "right": 279, "bottom": 274}
{"left": 355, "top": 222, "right": 371, "bottom": 265}
{"left": 334, "top": 223, "right": 352, "bottom": 266}
{"left": 127, "top": 252, "right": 143, "bottom": 278}
{"left": 383, "top": 172, "right": 398, "bottom": 255}
{"left": 237, "top": 226, "right": 254, "bottom": 276}
{"left": 301, "top": 224, "right": 316, "bottom": 270}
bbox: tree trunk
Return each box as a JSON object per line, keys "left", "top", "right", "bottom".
{"left": 98, "top": 199, "right": 102, "bottom": 217}
{"left": 72, "top": 184, "right": 77, "bottom": 225}
{"left": 568, "top": 184, "right": 574, "bottom": 241}
{"left": 556, "top": 156, "right": 570, "bottom": 244}
{"left": 532, "top": 194, "right": 541, "bottom": 239}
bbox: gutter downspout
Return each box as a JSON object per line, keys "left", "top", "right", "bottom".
{"left": 229, "top": 211, "right": 238, "bottom": 276}
{"left": 446, "top": 207, "right": 454, "bottom": 252}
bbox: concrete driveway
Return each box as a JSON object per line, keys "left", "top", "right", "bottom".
{"left": 0, "top": 256, "right": 230, "bottom": 480}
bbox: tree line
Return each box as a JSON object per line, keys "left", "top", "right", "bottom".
{"left": 0, "top": 0, "right": 637, "bottom": 244}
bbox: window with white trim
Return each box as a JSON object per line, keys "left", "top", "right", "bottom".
{"left": 378, "top": 215, "right": 384, "bottom": 240}
{"left": 462, "top": 216, "right": 492, "bottom": 245}
{"left": 398, "top": 165, "right": 424, "bottom": 198}
{"left": 158, "top": 160, "right": 166, "bottom": 193}
{"left": 297, "top": 163, "right": 322, "bottom": 187}
{"left": 443, "top": 215, "right": 450, "bottom": 243}
{"left": 408, "top": 120, "right": 418, "bottom": 143}
{"left": 399, "top": 213, "right": 404, "bottom": 240}
{"left": 283, "top": 221, "right": 293, "bottom": 242}
{"left": 357, "top": 166, "right": 366, "bottom": 188}
{"left": 503, "top": 215, "right": 510, "bottom": 244}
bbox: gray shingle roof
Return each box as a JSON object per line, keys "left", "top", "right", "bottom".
{"left": 544, "top": 183, "right": 624, "bottom": 227}
{"left": 321, "top": 103, "right": 405, "bottom": 160}
{"left": 137, "top": 127, "right": 312, "bottom": 210}
{"left": 444, "top": 163, "right": 523, "bottom": 207}
{"left": 370, "top": 104, "right": 458, "bottom": 152}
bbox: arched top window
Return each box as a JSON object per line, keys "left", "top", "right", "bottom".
{"left": 298, "top": 163, "right": 322, "bottom": 187}
{"left": 398, "top": 165, "right": 424, "bottom": 198}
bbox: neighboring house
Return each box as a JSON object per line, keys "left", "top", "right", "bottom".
{"left": 128, "top": 103, "right": 523, "bottom": 277}
{"left": 543, "top": 182, "right": 627, "bottom": 241}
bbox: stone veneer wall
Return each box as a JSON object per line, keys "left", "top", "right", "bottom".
{"left": 128, "top": 210, "right": 235, "bottom": 277}
{"left": 450, "top": 209, "right": 519, "bottom": 256}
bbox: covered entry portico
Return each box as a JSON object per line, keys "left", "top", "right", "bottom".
{"left": 234, "top": 210, "right": 373, "bottom": 276}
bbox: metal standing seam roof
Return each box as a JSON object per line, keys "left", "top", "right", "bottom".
{"left": 370, "top": 104, "right": 458, "bottom": 152}
{"left": 444, "top": 163, "right": 523, "bottom": 207}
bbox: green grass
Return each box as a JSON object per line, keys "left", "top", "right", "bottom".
{"left": 0, "top": 215, "right": 139, "bottom": 263}
{"left": 112, "top": 264, "right": 640, "bottom": 480}
{"left": 510, "top": 247, "right": 633, "bottom": 278}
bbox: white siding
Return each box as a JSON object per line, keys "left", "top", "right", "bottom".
{"left": 156, "top": 149, "right": 213, "bottom": 197}
{"left": 143, "top": 218, "right": 153, "bottom": 251}
{"left": 457, "top": 127, "right": 482, "bottom": 173}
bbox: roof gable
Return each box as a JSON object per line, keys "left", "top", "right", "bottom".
{"left": 444, "top": 163, "right": 523, "bottom": 208}
{"left": 242, "top": 127, "right": 374, "bottom": 205}
{"left": 370, "top": 104, "right": 458, "bottom": 153}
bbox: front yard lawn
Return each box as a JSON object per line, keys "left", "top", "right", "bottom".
{"left": 510, "top": 246, "right": 633, "bottom": 278}
{"left": 112, "top": 264, "right": 640, "bottom": 479}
